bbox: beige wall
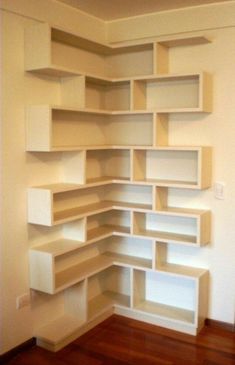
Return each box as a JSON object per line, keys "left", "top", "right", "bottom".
{"left": 107, "top": 1, "right": 235, "bottom": 44}
{"left": 1, "top": 0, "right": 235, "bottom": 354}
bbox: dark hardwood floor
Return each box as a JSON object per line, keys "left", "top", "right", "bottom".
{"left": 4, "top": 315, "right": 235, "bottom": 365}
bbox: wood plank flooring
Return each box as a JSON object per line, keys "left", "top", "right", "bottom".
{"left": 5, "top": 315, "right": 235, "bottom": 365}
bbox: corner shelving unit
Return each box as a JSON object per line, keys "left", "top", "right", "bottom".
{"left": 25, "top": 23, "right": 212, "bottom": 351}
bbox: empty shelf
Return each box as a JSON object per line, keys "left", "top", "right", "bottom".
{"left": 88, "top": 291, "right": 130, "bottom": 320}
{"left": 136, "top": 229, "right": 197, "bottom": 245}
{"left": 135, "top": 300, "right": 195, "bottom": 324}
{"left": 55, "top": 255, "right": 113, "bottom": 291}
{"left": 105, "top": 252, "right": 152, "bottom": 269}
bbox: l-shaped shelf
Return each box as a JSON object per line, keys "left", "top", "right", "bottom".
{"left": 26, "top": 73, "right": 211, "bottom": 150}
{"left": 25, "top": 23, "right": 211, "bottom": 80}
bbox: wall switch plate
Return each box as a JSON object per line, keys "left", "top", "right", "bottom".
{"left": 16, "top": 293, "right": 31, "bottom": 309}
{"left": 214, "top": 181, "right": 225, "bottom": 200}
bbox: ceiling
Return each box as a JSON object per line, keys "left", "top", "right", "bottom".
{"left": 58, "top": 0, "right": 231, "bottom": 21}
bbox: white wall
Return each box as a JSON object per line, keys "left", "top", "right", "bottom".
{"left": 1, "top": 0, "right": 235, "bottom": 354}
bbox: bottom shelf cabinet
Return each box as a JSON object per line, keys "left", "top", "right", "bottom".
{"left": 33, "top": 262, "right": 208, "bottom": 351}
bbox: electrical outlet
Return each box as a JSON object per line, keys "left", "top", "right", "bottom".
{"left": 214, "top": 181, "right": 225, "bottom": 200}
{"left": 16, "top": 293, "right": 31, "bottom": 309}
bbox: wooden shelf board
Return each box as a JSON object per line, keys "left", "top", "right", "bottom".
{"left": 112, "top": 110, "right": 153, "bottom": 115}
{"left": 130, "top": 72, "right": 201, "bottom": 83}
{"left": 148, "top": 107, "right": 203, "bottom": 113}
{"left": 136, "top": 229, "right": 197, "bottom": 245}
{"left": 87, "top": 225, "right": 130, "bottom": 242}
{"left": 135, "top": 300, "right": 195, "bottom": 325}
{"left": 144, "top": 146, "right": 202, "bottom": 151}
{"left": 53, "top": 201, "right": 152, "bottom": 225}
{"left": 52, "top": 106, "right": 155, "bottom": 115}
{"left": 53, "top": 201, "right": 112, "bottom": 225}
{"left": 28, "top": 65, "right": 82, "bottom": 78}
{"left": 88, "top": 291, "right": 130, "bottom": 320}
{"left": 49, "top": 144, "right": 207, "bottom": 152}
{"left": 51, "top": 145, "right": 153, "bottom": 152}
{"left": 28, "top": 64, "right": 114, "bottom": 84}
{"left": 34, "top": 104, "right": 206, "bottom": 116}
{"left": 133, "top": 179, "right": 198, "bottom": 189}
{"left": 112, "top": 201, "right": 152, "bottom": 212}
{"left": 159, "top": 35, "right": 211, "bottom": 48}
{"left": 104, "top": 252, "right": 152, "bottom": 270}
{"left": 157, "top": 206, "right": 208, "bottom": 218}
{"left": 110, "top": 35, "right": 210, "bottom": 48}
{"left": 86, "top": 176, "right": 130, "bottom": 186}
{"left": 51, "top": 145, "right": 110, "bottom": 152}
{"left": 33, "top": 183, "right": 85, "bottom": 194}
{"left": 35, "top": 314, "right": 84, "bottom": 344}
{"left": 55, "top": 255, "right": 113, "bottom": 291}
{"left": 30, "top": 238, "right": 82, "bottom": 257}
{"left": 157, "top": 263, "right": 208, "bottom": 279}
{"left": 51, "top": 105, "right": 112, "bottom": 115}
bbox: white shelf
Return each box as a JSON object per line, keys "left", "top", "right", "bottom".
{"left": 26, "top": 22, "right": 211, "bottom": 347}
{"left": 135, "top": 301, "right": 195, "bottom": 325}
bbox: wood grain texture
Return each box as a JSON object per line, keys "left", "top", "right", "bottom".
{"left": 4, "top": 315, "right": 235, "bottom": 365}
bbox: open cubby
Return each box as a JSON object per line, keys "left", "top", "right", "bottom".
{"left": 154, "top": 242, "right": 208, "bottom": 278}
{"left": 133, "top": 211, "right": 198, "bottom": 246}
{"left": 132, "top": 147, "right": 212, "bottom": 189}
{"left": 85, "top": 80, "right": 130, "bottom": 111}
{"left": 88, "top": 266, "right": 131, "bottom": 320}
{"left": 104, "top": 184, "right": 153, "bottom": 211}
{"left": 86, "top": 210, "right": 131, "bottom": 242}
{"left": 86, "top": 149, "right": 131, "bottom": 183}
{"left": 132, "top": 269, "right": 196, "bottom": 325}
{"left": 52, "top": 110, "right": 106, "bottom": 148}
{"left": 105, "top": 236, "right": 153, "bottom": 269}
{"left": 131, "top": 73, "right": 211, "bottom": 112}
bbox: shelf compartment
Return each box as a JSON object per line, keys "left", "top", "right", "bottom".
{"left": 86, "top": 210, "right": 131, "bottom": 242}
{"left": 55, "top": 254, "right": 112, "bottom": 293}
{"left": 154, "top": 242, "right": 209, "bottom": 279}
{"left": 25, "top": 24, "right": 210, "bottom": 82}
{"left": 131, "top": 73, "right": 212, "bottom": 112}
{"left": 25, "top": 23, "right": 154, "bottom": 81}
{"left": 103, "top": 235, "right": 153, "bottom": 270}
{"left": 86, "top": 149, "right": 131, "bottom": 183}
{"left": 132, "top": 270, "right": 196, "bottom": 325}
{"left": 26, "top": 105, "right": 154, "bottom": 151}
{"left": 29, "top": 234, "right": 152, "bottom": 294}
{"left": 131, "top": 147, "right": 212, "bottom": 189}
{"left": 29, "top": 237, "right": 98, "bottom": 294}
{"left": 28, "top": 183, "right": 153, "bottom": 226}
{"left": 85, "top": 79, "right": 130, "bottom": 111}
{"left": 105, "top": 184, "right": 153, "bottom": 213}
{"left": 88, "top": 266, "right": 131, "bottom": 320}
{"left": 132, "top": 210, "right": 210, "bottom": 246}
